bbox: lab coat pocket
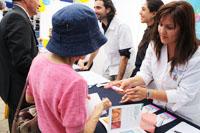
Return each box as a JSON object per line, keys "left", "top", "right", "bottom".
{"left": 110, "top": 52, "right": 120, "bottom": 66}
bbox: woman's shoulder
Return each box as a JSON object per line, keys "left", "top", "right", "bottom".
{"left": 191, "top": 46, "right": 200, "bottom": 59}
{"left": 187, "top": 46, "right": 200, "bottom": 67}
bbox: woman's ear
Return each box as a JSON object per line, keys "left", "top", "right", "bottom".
{"left": 152, "top": 11, "right": 157, "bottom": 18}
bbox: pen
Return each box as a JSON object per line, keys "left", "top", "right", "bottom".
{"left": 96, "top": 82, "right": 108, "bottom": 87}
{"left": 174, "top": 130, "right": 182, "bottom": 133}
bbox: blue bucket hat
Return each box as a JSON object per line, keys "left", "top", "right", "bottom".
{"left": 46, "top": 4, "right": 107, "bottom": 57}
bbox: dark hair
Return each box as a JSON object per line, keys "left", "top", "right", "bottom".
{"left": 146, "top": 0, "right": 164, "bottom": 12}
{"left": 138, "top": 0, "right": 163, "bottom": 50}
{"left": 152, "top": 1, "right": 198, "bottom": 74}
{"left": 0, "top": 1, "right": 5, "bottom": 10}
{"left": 95, "top": 0, "right": 116, "bottom": 20}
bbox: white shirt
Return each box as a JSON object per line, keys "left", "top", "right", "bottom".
{"left": 101, "top": 16, "right": 134, "bottom": 76}
{"left": 137, "top": 42, "right": 200, "bottom": 126}
{"left": 0, "top": 11, "right": 3, "bottom": 21}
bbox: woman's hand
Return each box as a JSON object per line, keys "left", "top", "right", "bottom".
{"left": 104, "top": 80, "right": 123, "bottom": 88}
{"left": 120, "top": 86, "right": 147, "bottom": 103}
{"left": 104, "top": 78, "right": 136, "bottom": 90}
{"left": 102, "top": 98, "right": 112, "bottom": 110}
{"left": 93, "top": 98, "right": 112, "bottom": 115}
{"left": 84, "top": 98, "right": 112, "bottom": 133}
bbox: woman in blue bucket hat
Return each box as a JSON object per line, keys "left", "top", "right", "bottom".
{"left": 25, "top": 4, "right": 111, "bottom": 133}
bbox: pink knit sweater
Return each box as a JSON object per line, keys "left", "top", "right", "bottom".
{"left": 26, "top": 54, "right": 88, "bottom": 133}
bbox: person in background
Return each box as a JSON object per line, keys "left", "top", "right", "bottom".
{"left": 0, "top": 0, "right": 39, "bottom": 130}
{"left": 106, "top": 1, "right": 200, "bottom": 126}
{"left": 130, "top": 0, "right": 164, "bottom": 77}
{"left": 79, "top": 0, "right": 134, "bottom": 81}
{"left": 26, "top": 4, "right": 111, "bottom": 133}
{"left": 0, "top": 0, "right": 5, "bottom": 21}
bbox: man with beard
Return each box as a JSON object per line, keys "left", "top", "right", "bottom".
{"left": 79, "top": 0, "right": 134, "bottom": 81}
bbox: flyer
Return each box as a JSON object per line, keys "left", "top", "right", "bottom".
{"left": 103, "top": 104, "right": 146, "bottom": 133}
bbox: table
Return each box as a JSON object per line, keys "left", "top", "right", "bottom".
{"left": 89, "top": 85, "right": 200, "bottom": 133}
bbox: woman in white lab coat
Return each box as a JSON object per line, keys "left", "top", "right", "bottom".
{"left": 106, "top": 1, "right": 200, "bottom": 126}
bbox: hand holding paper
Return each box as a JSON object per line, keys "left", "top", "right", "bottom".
{"left": 120, "top": 86, "right": 148, "bottom": 103}
{"left": 104, "top": 80, "right": 122, "bottom": 88}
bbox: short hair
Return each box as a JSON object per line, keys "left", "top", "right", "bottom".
{"left": 95, "top": 0, "right": 116, "bottom": 19}
{"left": 152, "top": 1, "right": 198, "bottom": 73}
{"left": 146, "top": 0, "right": 164, "bottom": 12}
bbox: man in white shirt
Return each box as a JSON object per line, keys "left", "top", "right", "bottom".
{"left": 79, "top": 0, "right": 134, "bottom": 81}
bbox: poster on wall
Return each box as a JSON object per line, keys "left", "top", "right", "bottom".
{"left": 187, "top": 0, "right": 200, "bottom": 39}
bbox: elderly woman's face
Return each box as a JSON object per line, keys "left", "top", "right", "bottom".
{"left": 158, "top": 15, "right": 180, "bottom": 46}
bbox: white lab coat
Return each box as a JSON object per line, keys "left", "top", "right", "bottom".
{"left": 137, "top": 42, "right": 200, "bottom": 126}
{"left": 92, "top": 16, "right": 135, "bottom": 79}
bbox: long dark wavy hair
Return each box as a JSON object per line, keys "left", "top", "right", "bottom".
{"left": 95, "top": 0, "right": 116, "bottom": 20}
{"left": 151, "top": 1, "right": 199, "bottom": 74}
{"left": 146, "top": 0, "right": 164, "bottom": 12}
{"left": 138, "top": 0, "right": 164, "bottom": 50}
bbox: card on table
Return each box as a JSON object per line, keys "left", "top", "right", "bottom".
{"left": 156, "top": 112, "right": 176, "bottom": 127}
{"left": 142, "top": 104, "right": 160, "bottom": 113}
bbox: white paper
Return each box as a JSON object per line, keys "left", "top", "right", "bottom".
{"left": 86, "top": 93, "right": 106, "bottom": 117}
{"left": 107, "top": 104, "right": 145, "bottom": 133}
{"left": 78, "top": 71, "right": 110, "bottom": 86}
{"left": 99, "top": 117, "right": 109, "bottom": 131}
{"left": 166, "top": 122, "right": 200, "bottom": 133}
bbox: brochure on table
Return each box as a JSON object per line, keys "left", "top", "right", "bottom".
{"left": 78, "top": 71, "right": 110, "bottom": 86}
{"left": 105, "top": 104, "right": 145, "bottom": 133}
